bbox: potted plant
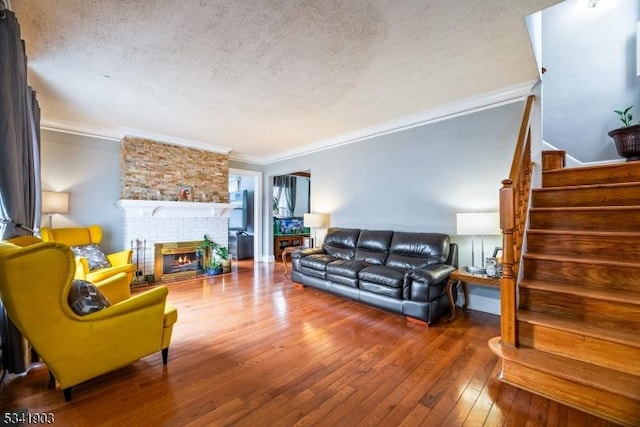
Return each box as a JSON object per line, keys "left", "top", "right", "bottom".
{"left": 608, "top": 106, "right": 640, "bottom": 161}
{"left": 197, "top": 235, "right": 215, "bottom": 272}
{"left": 217, "top": 246, "right": 231, "bottom": 274}
{"left": 207, "top": 258, "right": 222, "bottom": 276}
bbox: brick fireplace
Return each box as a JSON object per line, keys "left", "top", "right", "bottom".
{"left": 118, "top": 200, "right": 235, "bottom": 282}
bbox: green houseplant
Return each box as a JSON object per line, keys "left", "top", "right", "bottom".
{"left": 608, "top": 106, "right": 640, "bottom": 161}
{"left": 198, "top": 235, "right": 226, "bottom": 276}
{"left": 216, "top": 245, "right": 231, "bottom": 274}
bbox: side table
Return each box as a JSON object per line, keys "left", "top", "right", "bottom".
{"left": 282, "top": 246, "right": 302, "bottom": 276}
{"left": 446, "top": 269, "right": 500, "bottom": 321}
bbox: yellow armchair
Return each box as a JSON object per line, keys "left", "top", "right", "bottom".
{"left": 40, "top": 225, "right": 135, "bottom": 284}
{"left": 0, "top": 236, "right": 177, "bottom": 401}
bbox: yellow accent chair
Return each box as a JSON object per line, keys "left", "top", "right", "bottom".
{"left": 0, "top": 236, "right": 178, "bottom": 401}
{"left": 40, "top": 225, "right": 135, "bottom": 284}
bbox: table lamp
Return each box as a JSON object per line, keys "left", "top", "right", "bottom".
{"left": 456, "top": 212, "right": 500, "bottom": 274}
{"left": 42, "top": 191, "right": 70, "bottom": 228}
{"left": 303, "top": 213, "right": 325, "bottom": 248}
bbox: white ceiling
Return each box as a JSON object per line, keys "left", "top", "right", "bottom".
{"left": 12, "top": 0, "right": 559, "bottom": 162}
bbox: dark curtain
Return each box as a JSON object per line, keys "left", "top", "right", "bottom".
{"left": 273, "top": 175, "right": 297, "bottom": 216}
{"left": 273, "top": 175, "right": 284, "bottom": 212}
{"left": 283, "top": 176, "right": 296, "bottom": 216}
{"left": 0, "top": 7, "right": 42, "bottom": 374}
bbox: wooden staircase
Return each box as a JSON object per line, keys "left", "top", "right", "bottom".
{"left": 490, "top": 159, "right": 640, "bottom": 426}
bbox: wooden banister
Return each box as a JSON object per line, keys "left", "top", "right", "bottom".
{"left": 499, "top": 95, "right": 535, "bottom": 347}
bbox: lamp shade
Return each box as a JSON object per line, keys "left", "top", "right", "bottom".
{"left": 42, "top": 191, "right": 69, "bottom": 214}
{"left": 456, "top": 212, "right": 500, "bottom": 235}
{"left": 303, "top": 213, "right": 325, "bottom": 228}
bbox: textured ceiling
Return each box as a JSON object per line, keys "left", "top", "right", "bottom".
{"left": 12, "top": 0, "right": 559, "bottom": 161}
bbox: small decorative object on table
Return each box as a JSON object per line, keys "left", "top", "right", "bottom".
{"left": 485, "top": 257, "right": 501, "bottom": 278}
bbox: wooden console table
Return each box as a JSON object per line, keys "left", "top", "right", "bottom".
{"left": 446, "top": 269, "right": 500, "bottom": 321}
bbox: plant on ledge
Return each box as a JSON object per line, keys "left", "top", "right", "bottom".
{"left": 609, "top": 106, "right": 640, "bottom": 162}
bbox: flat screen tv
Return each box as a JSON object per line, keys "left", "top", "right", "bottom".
{"left": 228, "top": 190, "right": 248, "bottom": 231}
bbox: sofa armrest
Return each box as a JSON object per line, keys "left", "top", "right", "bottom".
{"left": 403, "top": 264, "right": 455, "bottom": 301}
{"left": 411, "top": 264, "right": 455, "bottom": 284}
{"left": 291, "top": 247, "right": 324, "bottom": 259}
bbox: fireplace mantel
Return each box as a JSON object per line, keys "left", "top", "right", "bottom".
{"left": 117, "top": 199, "right": 237, "bottom": 218}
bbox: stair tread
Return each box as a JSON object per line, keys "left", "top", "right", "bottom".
{"left": 524, "top": 252, "right": 640, "bottom": 268}
{"left": 534, "top": 181, "right": 640, "bottom": 192}
{"left": 531, "top": 205, "right": 640, "bottom": 212}
{"left": 517, "top": 309, "right": 640, "bottom": 349}
{"left": 527, "top": 229, "right": 640, "bottom": 237}
{"left": 488, "top": 337, "right": 640, "bottom": 400}
{"left": 519, "top": 279, "right": 640, "bottom": 305}
{"left": 543, "top": 162, "right": 640, "bottom": 175}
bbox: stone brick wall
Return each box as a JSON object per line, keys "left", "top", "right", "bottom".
{"left": 120, "top": 137, "right": 229, "bottom": 202}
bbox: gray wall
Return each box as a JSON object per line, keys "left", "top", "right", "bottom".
{"left": 262, "top": 102, "right": 523, "bottom": 265}
{"left": 260, "top": 102, "right": 527, "bottom": 315}
{"left": 542, "top": 0, "right": 640, "bottom": 162}
{"left": 40, "top": 129, "right": 123, "bottom": 253}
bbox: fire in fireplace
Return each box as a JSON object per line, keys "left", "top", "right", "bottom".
{"left": 154, "top": 241, "right": 203, "bottom": 281}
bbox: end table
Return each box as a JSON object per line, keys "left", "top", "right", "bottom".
{"left": 282, "top": 246, "right": 302, "bottom": 276}
{"left": 446, "top": 268, "right": 500, "bottom": 321}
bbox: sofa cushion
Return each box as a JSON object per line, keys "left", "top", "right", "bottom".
{"left": 326, "top": 259, "right": 369, "bottom": 278}
{"left": 358, "top": 265, "right": 405, "bottom": 288}
{"left": 385, "top": 232, "right": 450, "bottom": 270}
{"left": 355, "top": 230, "right": 393, "bottom": 265}
{"left": 70, "top": 244, "right": 112, "bottom": 270}
{"left": 300, "top": 254, "right": 335, "bottom": 271}
{"left": 322, "top": 228, "right": 360, "bottom": 260}
{"left": 359, "top": 282, "right": 402, "bottom": 299}
{"left": 68, "top": 279, "right": 111, "bottom": 315}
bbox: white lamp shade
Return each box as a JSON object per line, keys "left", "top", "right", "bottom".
{"left": 456, "top": 212, "right": 500, "bottom": 236}
{"left": 303, "top": 213, "right": 325, "bottom": 228}
{"left": 42, "top": 191, "right": 69, "bottom": 214}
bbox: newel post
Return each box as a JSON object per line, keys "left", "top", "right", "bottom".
{"left": 499, "top": 179, "right": 518, "bottom": 347}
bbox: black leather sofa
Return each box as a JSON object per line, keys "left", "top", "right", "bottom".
{"left": 291, "top": 228, "right": 458, "bottom": 325}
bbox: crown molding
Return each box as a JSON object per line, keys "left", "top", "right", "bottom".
{"left": 39, "top": 119, "right": 233, "bottom": 154}
{"left": 41, "top": 118, "right": 120, "bottom": 141}
{"left": 228, "top": 151, "right": 266, "bottom": 164}
{"left": 260, "top": 80, "right": 538, "bottom": 165}
{"left": 116, "top": 127, "right": 232, "bottom": 154}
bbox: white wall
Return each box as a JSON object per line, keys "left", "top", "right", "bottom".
{"left": 542, "top": 0, "right": 640, "bottom": 162}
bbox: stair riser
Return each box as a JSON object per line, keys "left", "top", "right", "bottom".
{"left": 542, "top": 163, "right": 640, "bottom": 187}
{"left": 518, "top": 322, "right": 640, "bottom": 376}
{"left": 529, "top": 209, "right": 640, "bottom": 232}
{"left": 526, "top": 233, "right": 640, "bottom": 262}
{"left": 523, "top": 258, "right": 640, "bottom": 292}
{"left": 500, "top": 360, "right": 640, "bottom": 426}
{"left": 532, "top": 186, "right": 640, "bottom": 207}
{"left": 519, "top": 288, "right": 640, "bottom": 329}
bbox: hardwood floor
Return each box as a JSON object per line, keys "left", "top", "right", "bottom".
{"left": 0, "top": 261, "right": 621, "bottom": 426}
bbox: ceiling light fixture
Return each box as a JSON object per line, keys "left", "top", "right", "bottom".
{"left": 587, "top": 0, "right": 600, "bottom": 8}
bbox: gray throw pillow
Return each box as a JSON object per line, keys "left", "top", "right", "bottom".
{"left": 68, "top": 279, "right": 111, "bottom": 315}
{"left": 70, "top": 244, "right": 112, "bottom": 270}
